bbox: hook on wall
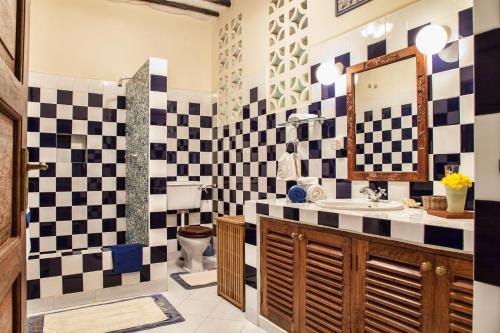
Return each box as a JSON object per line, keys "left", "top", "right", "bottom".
{"left": 286, "top": 139, "right": 299, "bottom": 153}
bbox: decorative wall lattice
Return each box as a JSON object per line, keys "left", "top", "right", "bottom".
{"left": 268, "top": 0, "right": 309, "bottom": 113}
{"left": 217, "top": 13, "right": 243, "bottom": 126}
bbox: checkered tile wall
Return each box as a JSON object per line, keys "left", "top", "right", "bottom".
{"left": 213, "top": 6, "right": 475, "bottom": 217}
{"left": 27, "top": 246, "right": 167, "bottom": 300}
{"left": 355, "top": 104, "right": 418, "bottom": 172}
{"left": 232, "top": 6, "right": 476, "bottom": 321}
{"left": 474, "top": 24, "right": 500, "bottom": 307}
{"left": 146, "top": 58, "right": 169, "bottom": 250}
{"left": 27, "top": 73, "right": 127, "bottom": 254}
{"left": 163, "top": 90, "right": 215, "bottom": 256}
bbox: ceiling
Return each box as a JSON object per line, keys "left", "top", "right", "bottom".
{"left": 110, "top": 0, "right": 231, "bottom": 20}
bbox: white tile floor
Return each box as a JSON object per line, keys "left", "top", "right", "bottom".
{"left": 31, "top": 260, "right": 266, "bottom": 332}
{"left": 140, "top": 261, "right": 266, "bottom": 333}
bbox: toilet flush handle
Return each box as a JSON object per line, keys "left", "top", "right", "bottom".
{"left": 202, "top": 184, "right": 217, "bottom": 192}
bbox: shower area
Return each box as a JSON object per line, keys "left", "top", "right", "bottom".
{"left": 26, "top": 58, "right": 170, "bottom": 313}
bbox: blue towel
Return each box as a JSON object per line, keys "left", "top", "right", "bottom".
{"left": 26, "top": 207, "right": 31, "bottom": 228}
{"left": 203, "top": 243, "right": 215, "bottom": 257}
{"left": 288, "top": 185, "right": 307, "bottom": 203}
{"left": 111, "top": 243, "right": 143, "bottom": 274}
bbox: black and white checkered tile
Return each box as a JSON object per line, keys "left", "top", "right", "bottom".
{"left": 147, "top": 58, "right": 170, "bottom": 250}
{"left": 26, "top": 246, "right": 167, "bottom": 299}
{"left": 213, "top": 6, "right": 476, "bottom": 221}
{"left": 245, "top": 200, "right": 473, "bottom": 252}
{"left": 355, "top": 104, "right": 418, "bottom": 172}
{"left": 161, "top": 90, "right": 214, "bottom": 256}
{"left": 210, "top": 9, "right": 477, "bottom": 322}
{"left": 27, "top": 74, "right": 127, "bottom": 253}
{"left": 473, "top": 21, "right": 500, "bottom": 326}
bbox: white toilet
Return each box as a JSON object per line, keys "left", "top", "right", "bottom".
{"left": 166, "top": 181, "right": 212, "bottom": 272}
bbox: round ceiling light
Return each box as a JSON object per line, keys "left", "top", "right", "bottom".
{"left": 415, "top": 24, "right": 448, "bottom": 55}
{"left": 316, "top": 61, "right": 344, "bottom": 85}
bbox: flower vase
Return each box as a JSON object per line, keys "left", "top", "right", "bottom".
{"left": 445, "top": 186, "right": 468, "bottom": 213}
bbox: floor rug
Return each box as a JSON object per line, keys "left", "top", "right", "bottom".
{"left": 171, "top": 270, "right": 217, "bottom": 290}
{"left": 28, "top": 294, "right": 184, "bottom": 333}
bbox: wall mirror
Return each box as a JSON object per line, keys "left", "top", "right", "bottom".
{"left": 346, "top": 45, "right": 428, "bottom": 181}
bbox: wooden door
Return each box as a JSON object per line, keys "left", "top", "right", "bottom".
{"left": 433, "top": 256, "right": 473, "bottom": 333}
{"left": 260, "top": 218, "right": 300, "bottom": 332}
{"left": 0, "top": 0, "right": 30, "bottom": 332}
{"left": 299, "top": 226, "right": 351, "bottom": 333}
{"left": 353, "top": 240, "right": 436, "bottom": 333}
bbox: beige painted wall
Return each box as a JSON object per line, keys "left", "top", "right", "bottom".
{"left": 29, "top": 0, "right": 214, "bottom": 92}
{"left": 30, "top": 0, "right": 418, "bottom": 93}
{"left": 213, "top": 0, "right": 418, "bottom": 90}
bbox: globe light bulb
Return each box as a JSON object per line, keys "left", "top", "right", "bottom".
{"left": 415, "top": 24, "right": 448, "bottom": 55}
{"left": 316, "top": 61, "right": 343, "bottom": 85}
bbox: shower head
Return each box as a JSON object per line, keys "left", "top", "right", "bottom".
{"left": 117, "top": 77, "right": 132, "bottom": 87}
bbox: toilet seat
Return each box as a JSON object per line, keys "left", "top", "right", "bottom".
{"left": 178, "top": 226, "right": 213, "bottom": 238}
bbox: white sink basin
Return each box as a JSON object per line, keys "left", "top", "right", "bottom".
{"left": 315, "top": 199, "right": 404, "bottom": 211}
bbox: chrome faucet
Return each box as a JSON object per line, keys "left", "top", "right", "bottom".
{"left": 360, "top": 186, "right": 387, "bottom": 202}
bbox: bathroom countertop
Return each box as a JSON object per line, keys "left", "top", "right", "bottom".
{"left": 243, "top": 198, "right": 474, "bottom": 252}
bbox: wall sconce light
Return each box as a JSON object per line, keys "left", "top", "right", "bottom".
{"left": 316, "top": 61, "right": 344, "bottom": 85}
{"left": 415, "top": 24, "right": 448, "bottom": 55}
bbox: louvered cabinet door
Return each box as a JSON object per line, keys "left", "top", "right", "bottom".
{"left": 299, "top": 227, "right": 352, "bottom": 333}
{"left": 354, "top": 240, "right": 436, "bottom": 333}
{"left": 260, "top": 218, "right": 300, "bottom": 332}
{"left": 433, "top": 256, "right": 473, "bottom": 333}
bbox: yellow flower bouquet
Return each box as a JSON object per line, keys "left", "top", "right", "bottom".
{"left": 440, "top": 173, "right": 473, "bottom": 189}
{"left": 440, "top": 173, "right": 472, "bottom": 213}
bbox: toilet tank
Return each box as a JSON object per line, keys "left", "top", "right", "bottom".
{"left": 166, "top": 181, "right": 203, "bottom": 210}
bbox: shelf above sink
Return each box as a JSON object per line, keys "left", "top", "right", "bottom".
{"left": 277, "top": 116, "right": 325, "bottom": 128}
{"left": 315, "top": 199, "right": 404, "bottom": 211}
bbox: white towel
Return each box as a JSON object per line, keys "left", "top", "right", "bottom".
{"left": 293, "top": 153, "right": 302, "bottom": 179}
{"left": 307, "top": 184, "right": 326, "bottom": 202}
{"left": 277, "top": 152, "right": 301, "bottom": 181}
{"left": 297, "top": 177, "right": 319, "bottom": 189}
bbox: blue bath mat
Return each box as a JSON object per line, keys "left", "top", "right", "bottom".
{"left": 28, "top": 294, "right": 184, "bottom": 333}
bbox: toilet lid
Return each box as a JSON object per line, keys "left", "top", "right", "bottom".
{"left": 178, "top": 226, "right": 213, "bottom": 238}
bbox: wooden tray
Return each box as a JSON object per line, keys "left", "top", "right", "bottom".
{"left": 427, "top": 209, "right": 474, "bottom": 219}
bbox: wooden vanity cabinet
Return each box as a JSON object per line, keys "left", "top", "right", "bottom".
{"left": 260, "top": 218, "right": 301, "bottom": 332}
{"left": 354, "top": 240, "right": 474, "bottom": 333}
{"left": 260, "top": 218, "right": 352, "bottom": 333}
{"left": 353, "top": 240, "right": 436, "bottom": 332}
{"left": 433, "top": 256, "right": 473, "bottom": 333}
{"left": 299, "top": 225, "right": 352, "bottom": 332}
{"left": 260, "top": 217, "right": 473, "bottom": 333}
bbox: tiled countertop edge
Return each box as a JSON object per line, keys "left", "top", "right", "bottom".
{"left": 243, "top": 199, "right": 473, "bottom": 252}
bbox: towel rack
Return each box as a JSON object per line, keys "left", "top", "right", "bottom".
{"left": 277, "top": 116, "right": 325, "bottom": 128}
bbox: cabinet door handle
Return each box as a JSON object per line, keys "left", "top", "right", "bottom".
{"left": 435, "top": 266, "right": 447, "bottom": 276}
{"left": 298, "top": 234, "right": 304, "bottom": 241}
{"left": 291, "top": 232, "right": 297, "bottom": 240}
{"left": 420, "top": 261, "right": 432, "bottom": 272}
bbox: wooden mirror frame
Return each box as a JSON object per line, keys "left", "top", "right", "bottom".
{"left": 346, "top": 45, "right": 428, "bottom": 182}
